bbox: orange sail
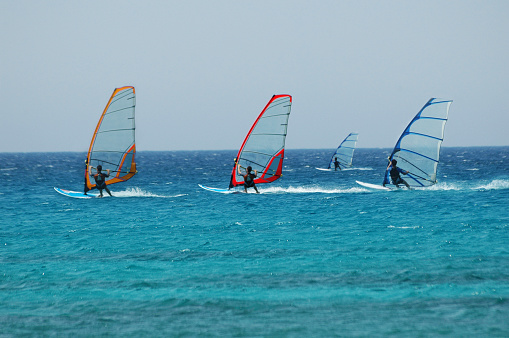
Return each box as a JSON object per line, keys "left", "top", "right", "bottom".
{"left": 85, "top": 86, "right": 137, "bottom": 191}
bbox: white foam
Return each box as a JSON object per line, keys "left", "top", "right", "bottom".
{"left": 410, "top": 180, "right": 509, "bottom": 191}
{"left": 348, "top": 167, "right": 374, "bottom": 171}
{"left": 422, "top": 182, "right": 462, "bottom": 191}
{"left": 112, "top": 187, "right": 186, "bottom": 198}
{"left": 260, "top": 185, "right": 366, "bottom": 194}
{"left": 316, "top": 167, "right": 373, "bottom": 171}
{"left": 474, "top": 179, "right": 509, "bottom": 191}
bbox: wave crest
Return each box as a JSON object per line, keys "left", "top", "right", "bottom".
{"left": 113, "top": 187, "right": 186, "bottom": 198}
{"left": 261, "top": 185, "right": 366, "bottom": 194}
{"left": 474, "top": 179, "right": 509, "bottom": 191}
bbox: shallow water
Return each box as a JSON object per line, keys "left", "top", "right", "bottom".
{"left": 1, "top": 147, "right": 508, "bottom": 336}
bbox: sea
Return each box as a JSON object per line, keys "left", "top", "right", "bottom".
{"left": 1, "top": 147, "right": 508, "bottom": 336}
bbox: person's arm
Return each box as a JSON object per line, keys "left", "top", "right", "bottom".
{"left": 385, "top": 156, "right": 392, "bottom": 170}
{"left": 106, "top": 169, "right": 110, "bottom": 177}
{"left": 237, "top": 164, "right": 242, "bottom": 175}
{"left": 398, "top": 167, "right": 409, "bottom": 175}
{"left": 254, "top": 170, "right": 258, "bottom": 177}
{"left": 89, "top": 166, "right": 94, "bottom": 175}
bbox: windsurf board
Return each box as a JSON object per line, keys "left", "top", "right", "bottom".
{"left": 54, "top": 187, "right": 100, "bottom": 198}
{"left": 355, "top": 181, "right": 392, "bottom": 191}
{"left": 316, "top": 167, "right": 344, "bottom": 172}
{"left": 198, "top": 184, "right": 249, "bottom": 194}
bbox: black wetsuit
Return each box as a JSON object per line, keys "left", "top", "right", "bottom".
{"left": 244, "top": 173, "right": 256, "bottom": 188}
{"left": 93, "top": 172, "right": 109, "bottom": 189}
{"left": 390, "top": 166, "right": 406, "bottom": 185}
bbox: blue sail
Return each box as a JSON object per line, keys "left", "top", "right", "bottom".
{"left": 383, "top": 98, "right": 452, "bottom": 188}
{"left": 327, "top": 132, "right": 359, "bottom": 169}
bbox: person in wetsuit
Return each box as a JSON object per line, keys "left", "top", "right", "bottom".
{"left": 385, "top": 159, "right": 411, "bottom": 189}
{"left": 333, "top": 157, "right": 341, "bottom": 171}
{"left": 90, "top": 165, "right": 112, "bottom": 197}
{"left": 238, "top": 165, "right": 260, "bottom": 193}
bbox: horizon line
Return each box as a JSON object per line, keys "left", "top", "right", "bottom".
{"left": 1, "top": 145, "right": 508, "bottom": 154}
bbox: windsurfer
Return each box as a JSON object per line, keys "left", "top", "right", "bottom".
{"left": 385, "top": 159, "right": 411, "bottom": 189}
{"left": 238, "top": 165, "right": 260, "bottom": 193}
{"left": 334, "top": 157, "right": 341, "bottom": 171}
{"left": 90, "top": 165, "right": 112, "bottom": 197}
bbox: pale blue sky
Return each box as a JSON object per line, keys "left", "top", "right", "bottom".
{"left": 1, "top": 0, "right": 508, "bottom": 152}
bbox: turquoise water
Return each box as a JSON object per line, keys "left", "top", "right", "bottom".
{"left": 1, "top": 147, "right": 508, "bottom": 336}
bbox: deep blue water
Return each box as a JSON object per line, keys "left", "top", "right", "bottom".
{"left": 1, "top": 147, "right": 508, "bottom": 336}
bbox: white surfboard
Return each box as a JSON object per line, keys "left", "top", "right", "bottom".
{"left": 316, "top": 167, "right": 335, "bottom": 172}
{"left": 54, "top": 187, "right": 100, "bottom": 198}
{"left": 355, "top": 181, "right": 392, "bottom": 191}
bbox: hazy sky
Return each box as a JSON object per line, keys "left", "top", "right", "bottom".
{"left": 1, "top": 0, "right": 508, "bottom": 152}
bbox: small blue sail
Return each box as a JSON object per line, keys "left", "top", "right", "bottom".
{"left": 327, "top": 132, "right": 359, "bottom": 170}
{"left": 383, "top": 98, "right": 452, "bottom": 188}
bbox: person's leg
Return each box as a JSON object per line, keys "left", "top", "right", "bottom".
{"left": 391, "top": 179, "right": 398, "bottom": 188}
{"left": 105, "top": 186, "right": 112, "bottom": 196}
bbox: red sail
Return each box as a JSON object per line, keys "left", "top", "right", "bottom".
{"left": 230, "top": 95, "right": 292, "bottom": 188}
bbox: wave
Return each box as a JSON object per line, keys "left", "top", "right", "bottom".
{"left": 315, "top": 167, "right": 374, "bottom": 172}
{"left": 390, "top": 180, "right": 509, "bottom": 191}
{"left": 422, "top": 182, "right": 462, "bottom": 191}
{"left": 387, "top": 225, "right": 420, "bottom": 229}
{"left": 112, "top": 187, "right": 186, "bottom": 198}
{"left": 261, "top": 185, "right": 366, "bottom": 194}
{"left": 258, "top": 180, "right": 509, "bottom": 194}
{"left": 474, "top": 179, "right": 509, "bottom": 191}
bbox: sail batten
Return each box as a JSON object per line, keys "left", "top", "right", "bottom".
{"left": 241, "top": 150, "right": 278, "bottom": 158}
{"left": 404, "top": 132, "right": 443, "bottom": 141}
{"left": 383, "top": 98, "right": 452, "bottom": 188}
{"left": 104, "top": 105, "right": 135, "bottom": 114}
{"left": 250, "top": 133, "right": 287, "bottom": 136}
{"left": 96, "top": 128, "right": 135, "bottom": 134}
{"left": 260, "top": 113, "right": 290, "bottom": 118}
{"left": 398, "top": 149, "right": 440, "bottom": 163}
{"left": 229, "top": 95, "right": 292, "bottom": 188}
{"left": 85, "top": 86, "right": 137, "bottom": 191}
{"left": 419, "top": 117, "right": 447, "bottom": 121}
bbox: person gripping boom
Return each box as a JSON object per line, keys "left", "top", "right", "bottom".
{"left": 384, "top": 159, "right": 411, "bottom": 189}
{"left": 237, "top": 165, "right": 260, "bottom": 193}
{"left": 87, "top": 165, "right": 113, "bottom": 197}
